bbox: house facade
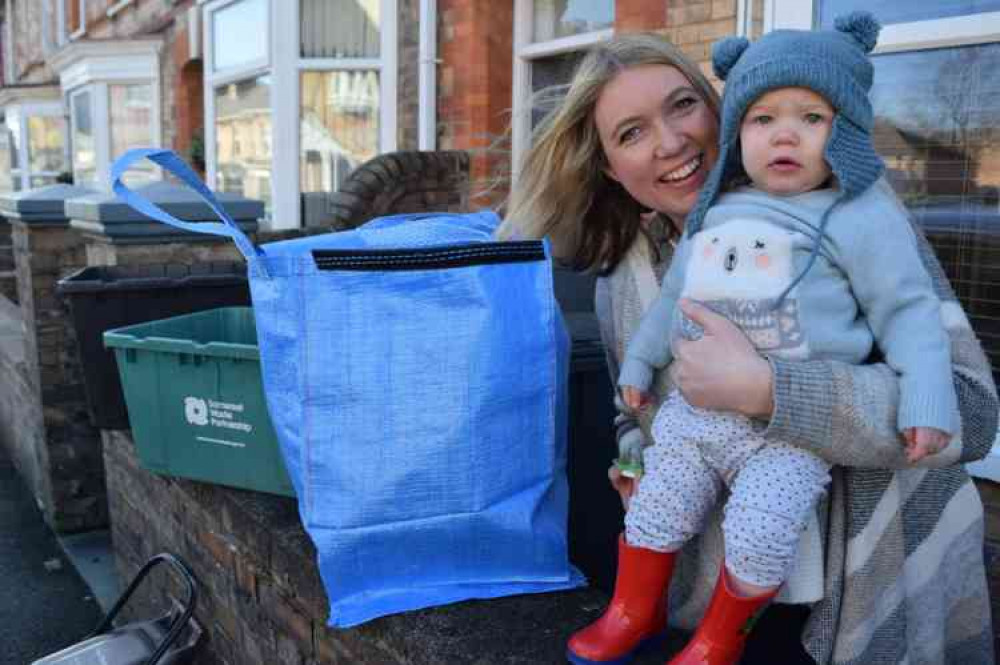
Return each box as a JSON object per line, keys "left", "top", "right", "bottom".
{"left": 0, "top": 0, "right": 997, "bottom": 478}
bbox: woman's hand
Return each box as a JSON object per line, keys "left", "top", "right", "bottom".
{"left": 608, "top": 464, "right": 637, "bottom": 511}
{"left": 670, "top": 299, "right": 775, "bottom": 417}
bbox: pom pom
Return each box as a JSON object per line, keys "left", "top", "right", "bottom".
{"left": 712, "top": 37, "right": 750, "bottom": 80}
{"left": 834, "top": 11, "right": 880, "bottom": 53}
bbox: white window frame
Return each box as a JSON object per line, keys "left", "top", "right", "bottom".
{"left": 0, "top": 87, "right": 68, "bottom": 192}
{"left": 769, "top": 0, "right": 1000, "bottom": 481}
{"left": 202, "top": 0, "right": 398, "bottom": 230}
{"left": 55, "top": 0, "right": 67, "bottom": 47}
{"left": 21, "top": 101, "right": 69, "bottom": 189}
{"left": 69, "top": 0, "right": 87, "bottom": 41}
{"left": 50, "top": 39, "right": 163, "bottom": 190}
{"left": 69, "top": 87, "right": 100, "bottom": 187}
{"left": 511, "top": 0, "right": 613, "bottom": 185}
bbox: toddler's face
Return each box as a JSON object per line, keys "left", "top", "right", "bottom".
{"left": 739, "top": 87, "right": 834, "bottom": 196}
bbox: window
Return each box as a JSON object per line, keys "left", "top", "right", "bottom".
{"left": 51, "top": 39, "right": 161, "bottom": 189}
{"left": 214, "top": 75, "right": 273, "bottom": 205}
{"left": 770, "top": 0, "right": 1000, "bottom": 478}
{"left": 70, "top": 89, "right": 97, "bottom": 187}
{"left": 512, "top": 0, "right": 615, "bottom": 182}
{"left": 204, "top": 0, "right": 397, "bottom": 229}
{"left": 0, "top": 92, "right": 69, "bottom": 193}
{"left": 299, "top": 0, "right": 383, "bottom": 193}
{"left": 109, "top": 83, "right": 155, "bottom": 186}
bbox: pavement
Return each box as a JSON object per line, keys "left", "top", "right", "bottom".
{"left": 0, "top": 444, "right": 117, "bottom": 664}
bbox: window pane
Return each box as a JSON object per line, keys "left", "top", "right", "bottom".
{"left": 0, "top": 127, "right": 14, "bottom": 192}
{"left": 871, "top": 43, "right": 1000, "bottom": 382}
{"left": 110, "top": 85, "right": 154, "bottom": 187}
{"left": 4, "top": 109, "right": 20, "bottom": 170}
{"left": 72, "top": 90, "right": 97, "bottom": 187}
{"left": 300, "top": 70, "right": 379, "bottom": 192}
{"left": 300, "top": 0, "right": 380, "bottom": 58}
{"left": 213, "top": 0, "right": 268, "bottom": 71}
{"left": 27, "top": 115, "right": 67, "bottom": 174}
{"left": 215, "top": 75, "right": 273, "bottom": 209}
{"left": 818, "top": 0, "right": 1000, "bottom": 27}
{"left": 531, "top": 51, "right": 586, "bottom": 129}
{"left": 533, "top": 0, "right": 613, "bottom": 42}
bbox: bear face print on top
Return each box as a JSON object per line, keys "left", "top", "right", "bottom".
{"left": 681, "top": 218, "right": 809, "bottom": 359}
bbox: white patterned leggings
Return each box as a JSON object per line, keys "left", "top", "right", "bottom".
{"left": 625, "top": 391, "right": 831, "bottom": 588}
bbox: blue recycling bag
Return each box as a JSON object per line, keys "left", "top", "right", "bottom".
{"left": 111, "top": 149, "right": 583, "bottom": 627}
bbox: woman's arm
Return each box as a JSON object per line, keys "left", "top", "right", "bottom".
{"left": 594, "top": 277, "right": 648, "bottom": 462}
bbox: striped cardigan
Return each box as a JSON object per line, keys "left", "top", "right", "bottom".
{"left": 594, "top": 200, "right": 998, "bottom": 665}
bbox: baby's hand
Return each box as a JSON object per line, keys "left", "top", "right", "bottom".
{"left": 903, "top": 427, "right": 951, "bottom": 463}
{"left": 622, "top": 386, "right": 653, "bottom": 412}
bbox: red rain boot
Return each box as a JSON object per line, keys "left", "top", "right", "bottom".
{"left": 667, "top": 566, "right": 777, "bottom": 665}
{"left": 566, "top": 534, "right": 677, "bottom": 665}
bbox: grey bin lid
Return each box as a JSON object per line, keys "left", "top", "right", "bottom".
{"left": 66, "top": 181, "right": 263, "bottom": 242}
{"left": 0, "top": 184, "right": 98, "bottom": 223}
{"left": 66, "top": 181, "right": 264, "bottom": 222}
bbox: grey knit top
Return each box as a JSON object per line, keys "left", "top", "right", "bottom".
{"left": 594, "top": 179, "right": 998, "bottom": 665}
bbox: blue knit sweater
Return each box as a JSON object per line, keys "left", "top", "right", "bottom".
{"left": 618, "top": 185, "right": 958, "bottom": 434}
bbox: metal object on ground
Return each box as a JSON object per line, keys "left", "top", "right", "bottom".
{"left": 31, "top": 553, "right": 201, "bottom": 665}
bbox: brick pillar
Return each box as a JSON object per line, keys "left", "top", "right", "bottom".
{"left": 616, "top": 0, "right": 669, "bottom": 32}
{"left": 0, "top": 219, "right": 16, "bottom": 303}
{"left": 172, "top": 19, "right": 205, "bottom": 178}
{"left": 437, "top": 0, "right": 513, "bottom": 209}
{"left": 66, "top": 182, "right": 260, "bottom": 268}
{"left": 0, "top": 184, "right": 105, "bottom": 533}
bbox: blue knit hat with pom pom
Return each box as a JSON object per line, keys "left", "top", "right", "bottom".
{"left": 686, "top": 12, "right": 885, "bottom": 237}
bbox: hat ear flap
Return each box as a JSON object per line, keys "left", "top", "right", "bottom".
{"left": 834, "top": 11, "right": 880, "bottom": 53}
{"left": 712, "top": 37, "right": 750, "bottom": 80}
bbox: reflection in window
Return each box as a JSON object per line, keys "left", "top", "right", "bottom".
{"left": 301, "top": 0, "right": 380, "bottom": 58}
{"left": 72, "top": 90, "right": 97, "bottom": 187}
{"left": 300, "top": 70, "right": 379, "bottom": 192}
{"left": 533, "top": 0, "right": 613, "bottom": 42}
{"left": 214, "top": 75, "right": 273, "bottom": 208}
{"left": 530, "top": 51, "right": 585, "bottom": 129}
{"left": 213, "top": 0, "right": 268, "bottom": 71}
{"left": 819, "top": 0, "right": 1000, "bottom": 27}
{"left": 871, "top": 43, "right": 1000, "bottom": 381}
{"left": 0, "top": 126, "right": 15, "bottom": 192}
{"left": 27, "top": 116, "right": 66, "bottom": 174}
{"left": 110, "top": 84, "right": 154, "bottom": 187}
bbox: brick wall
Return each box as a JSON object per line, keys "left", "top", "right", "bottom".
{"left": 660, "top": 0, "right": 737, "bottom": 83}
{"left": 103, "top": 429, "right": 616, "bottom": 665}
{"left": 437, "top": 0, "right": 512, "bottom": 210}
{"left": 83, "top": 0, "right": 198, "bottom": 166}
{"left": 0, "top": 220, "right": 15, "bottom": 303}
{"left": 0, "top": 219, "right": 104, "bottom": 532}
{"left": 8, "top": 0, "right": 51, "bottom": 84}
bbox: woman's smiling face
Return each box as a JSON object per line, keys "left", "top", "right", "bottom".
{"left": 594, "top": 64, "right": 720, "bottom": 226}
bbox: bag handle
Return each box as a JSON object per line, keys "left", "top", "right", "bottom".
{"left": 111, "top": 148, "right": 265, "bottom": 271}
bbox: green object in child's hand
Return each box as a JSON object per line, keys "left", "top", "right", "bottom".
{"left": 614, "top": 457, "right": 643, "bottom": 479}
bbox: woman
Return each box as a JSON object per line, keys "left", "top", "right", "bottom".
{"left": 498, "top": 33, "right": 997, "bottom": 665}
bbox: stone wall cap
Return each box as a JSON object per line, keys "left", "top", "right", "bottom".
{"left": 65, "top": 181, "right": 266, "bottom": 223}
{"left": 0, "top": 184, "right": 98, "bottom": 221}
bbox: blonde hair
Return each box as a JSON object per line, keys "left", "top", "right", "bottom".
{"left": 497, "top": 33, "right": 720, "bottom": 274}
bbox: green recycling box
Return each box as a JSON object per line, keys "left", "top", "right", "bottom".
{"left": 104, "top": 307, "right": 294, "bottom": 497}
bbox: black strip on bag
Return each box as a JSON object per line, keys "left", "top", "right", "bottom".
{"left": 313, "top": 241, "right": 545, "bottom": 271}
